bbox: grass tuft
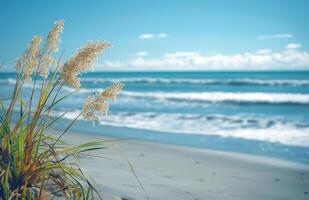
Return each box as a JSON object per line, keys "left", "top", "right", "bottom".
{"left": 0, "top": 20, "right": 123, "bottom": 199}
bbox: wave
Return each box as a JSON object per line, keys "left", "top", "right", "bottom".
{"left": 121, "top": 91, "right": 309, "bottom": 104}
{"left": 0, "top": 78, "right": 87, "bottom": 93}
{"left": 1, "top": 78, "right": 309, "bottom": 105}
{"left": 0, "top": 78, "right": 17, "bottom": 85}
{"left": 2, "top": 77, "right": 309, "bottom": 91}
{"left": 2, "top": 77, "right": 309, "bottom": 87}
{"left": 78, "top": 77, "right": 309, "bottom": 87}
{"left": 53, "top": 111, "right": 309, "bottom": 147}
{"left": 0, "top": 78, "right": 45, "bottom": 89}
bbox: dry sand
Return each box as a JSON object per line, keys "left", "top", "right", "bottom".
{"left": 63, "top": 131, "right": 309, "bottom": 200}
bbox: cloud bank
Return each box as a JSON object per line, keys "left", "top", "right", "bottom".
{"left": 101, "top": 47, "right": 309, "bottom": 71}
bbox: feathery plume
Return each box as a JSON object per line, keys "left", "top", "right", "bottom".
{"left": 60, "top": 41, "right": 112, "bottom": 88}
{"left": 22, "top": 36, "right": 42, "bottom": 80}
{"left": 39, "top": 20, "right": 64, "bottom": 78}
{"left": 97, "top": 82, "right": 124, "bottom": 101}
{"left": 39, "top": 54, "right": 53, "bottom": 78}
{"left": 82, "top": 82, "right": 124, "bottom": 120}
{"left": 45, "top": 20, "right": 64, "bottom": 53}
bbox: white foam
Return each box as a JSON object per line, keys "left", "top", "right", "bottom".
{"left": 121, "top": 91, "right": 309, "bottom": 104}
{"left": 54, "top": 111, "right": 309, "bottom": 147}
{"left": 99, "top": 112, "right": 309, "bottom": 146}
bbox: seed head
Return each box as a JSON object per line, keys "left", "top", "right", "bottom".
{"left": 82, "top": 82, "right": 124, "bottom": 120}
{"left": 97, "top": 82, "right": 124, "bottom": 101}
{"left": 46, "top": 20, "right": 64, "bottom": 53}
{"left": 38, "top": 20, "right": 64, "bottom": 78}
{"left": 39, "top": 54, "right": 53, "bottom": 78}
{"left": 22, "top": 36, "right": 42, "bottom": 80}
{"left": 60, "top": 41, "right": 111, "bottom": 88}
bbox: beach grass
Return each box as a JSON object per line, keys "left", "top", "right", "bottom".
{"left": 0, "top": 20, "right": 123, "bottom": 199}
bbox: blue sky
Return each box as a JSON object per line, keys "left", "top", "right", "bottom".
{"left": 0, "top": 0, "right": 309, "bottom": 71}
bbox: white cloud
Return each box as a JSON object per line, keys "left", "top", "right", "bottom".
{"left": 256, "top": 49, "right": 272, "bottom": 54}
{"left": 258, "top": 34, "right": 293, "bottom": 40}
{"left": 100, "top": 49, "right": 309, "bottom": 71}
{"left": 139, "top": 33, "right": 167, "bottom": 40}
{"left": 157, "top": 33, "right": 167, "bottom": 38}
{"left": 286, "top": 43, "right": 302, "bottom": 50}
{"left": 139, "top": 34, "right": 155, "bottom": 40}
{"left": 136, "top": 51, "right": 149, "bottom": 57}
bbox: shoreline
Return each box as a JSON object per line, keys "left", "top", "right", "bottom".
{"left": 60, "top": 130, "right": 309, "bottom": 200}
{"left": 52, "top": 119, "right": 309, "bottom": 165}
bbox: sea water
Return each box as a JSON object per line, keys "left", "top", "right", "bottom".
{"left": 1, "top": 71, "right": 309, "bottom": 163}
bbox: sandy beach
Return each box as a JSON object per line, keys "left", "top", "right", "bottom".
{"left": 62, "top": 131, "right": 309, "bottom": 200}
{"left": 1, "top": 1, "right": 309, "bottom": 199}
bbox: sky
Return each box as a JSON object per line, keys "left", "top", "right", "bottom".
{"left": 0, "top": 0, "right": 309, "bottom": 71}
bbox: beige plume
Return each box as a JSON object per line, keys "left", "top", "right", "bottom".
{"left": 22, "top": 36, "right": 42, "bottom": 80}
{"left": 60, "top": 41, "right": 111, "bottom": 88}
{"left": 82, "top": 82, "right": 124, "bottom": 120}
{"left": 39, "top": 20, "right": 64, "bottom": 78}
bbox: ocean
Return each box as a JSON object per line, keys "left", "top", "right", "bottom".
{"left": 1, "top": 71, "right": 309, "bottom": 163}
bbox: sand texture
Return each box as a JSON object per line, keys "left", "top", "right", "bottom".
{"left": 62, "top": 131, "right": 309, "bottom": 200}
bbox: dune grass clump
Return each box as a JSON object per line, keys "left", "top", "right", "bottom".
{"left": 0, "top": 20, "right": 123, "bottom": 199}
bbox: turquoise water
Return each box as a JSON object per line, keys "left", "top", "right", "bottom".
{"left": 1, "top": 71, "right": 309, "bottom": 163}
